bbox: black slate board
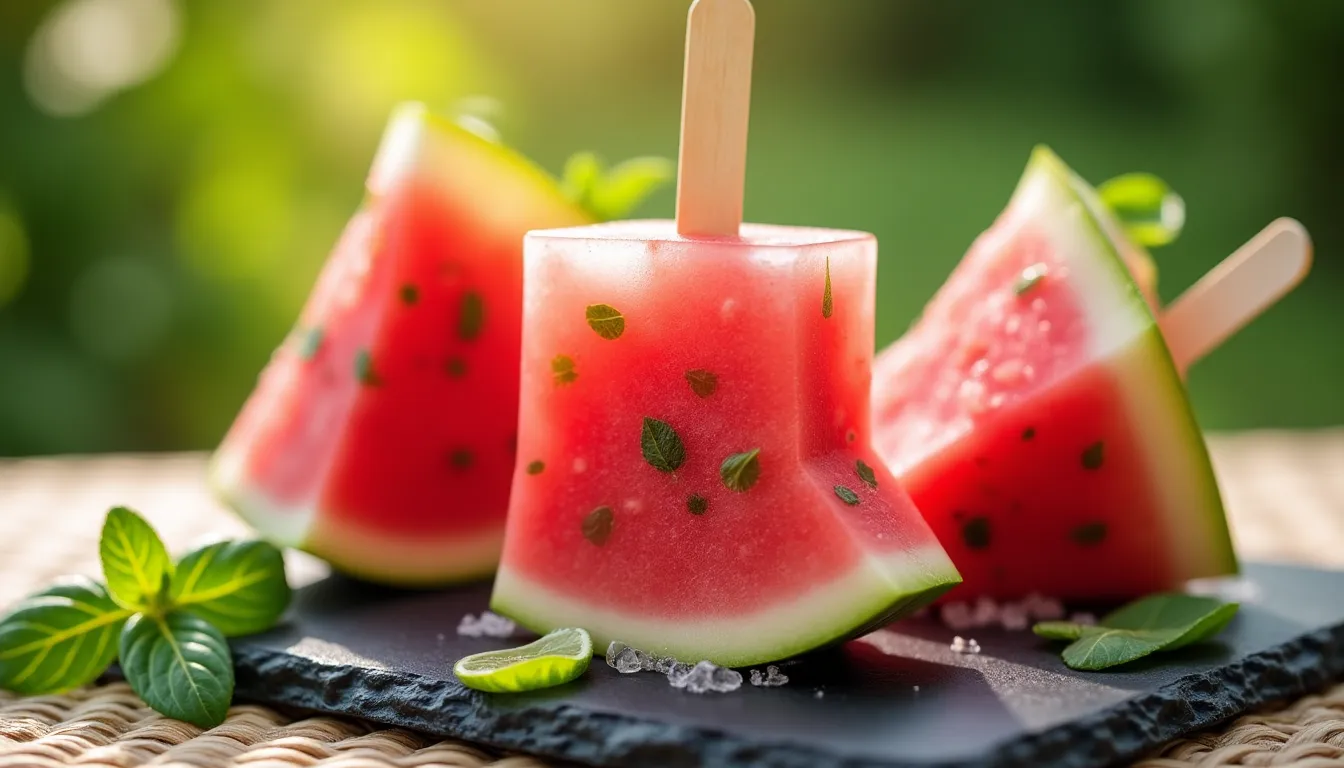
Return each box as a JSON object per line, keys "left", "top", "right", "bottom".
{"left": 225, "top": 561, "right": 1344, "bottom": 768}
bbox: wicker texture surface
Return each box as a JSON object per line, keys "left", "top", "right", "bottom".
{"left": 1, "top": 430, "right": 1342, "bottom": 767}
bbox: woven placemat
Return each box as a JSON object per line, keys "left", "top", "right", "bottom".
{"left": 1, "top": 430, "right": 1343, "bottom": 767}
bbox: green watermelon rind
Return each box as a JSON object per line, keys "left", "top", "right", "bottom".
{"left": 1026, "top": 146, "right": 1237, "bottom": 582}
{"left": 491, "top": 547, "right": 961, "bottom": 668}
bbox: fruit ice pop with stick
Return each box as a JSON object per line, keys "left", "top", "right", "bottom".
{"left": 210, "top": 102, "right": 671, "bottom": 586}
{"left": 870, "top": 147, "right": 1311, "bottom": 604}
{"left": 490, "top": 0, "right": 961, "bottom": 667}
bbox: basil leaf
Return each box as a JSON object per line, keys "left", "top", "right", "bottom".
{"left": 640, "top": 417, "right": 686, "bottom": 473}
{"left": 1038, "top": 593, "right": 1240, "bottom": 671}
{"left": 120, "top": 612, "right": 234, "bottom": 729}
{"left": 685, "top": 369, "right": 718, "bottom": 398}
{"left": 169, "top": 540, "right": 292, "bottom": 637}
{"left": 1096, "top": 172, "right": 1185, "bottom": 248}
{"left": 99, "top": 506, "right": 173, "bottom": 612}
{"left": 585, "top": 304, "right": 626, "bottom": 340}
{"left": 1061, "top": 626, "right": 1178, "bottom": 671}
{"left": 0, "top": 577, "right": 131, "bottom": 694}
{"left": 720, "top": 449, "right": 762, "bottom": 493}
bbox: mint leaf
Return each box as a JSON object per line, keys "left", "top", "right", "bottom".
{"left": 459, "top": 291, "right": 485, "bottom": 341}
{"left": 551, "top": 355, "right": 577, "bottom": 386}
{"left": 120, "top": 612, "right": 234, "bottom": 729}
{"left": 0, "top": 577, "right": 132, "bottom": 695}
{"left": 640, "top": 417, "right": 686, "bottom": 473}
{"left": 855, "top": 459, "right": 878, "bottom": 490}
{"left": 99, "top": 507, "right": 172, "bottom": 612}
{"left": 585, "top": 304, "right": 626, "bottom": 340}
{"left": 582, "top": 506, "right": 614, "bottom": 546}
{"left": 1097, "top": 172, "right": 1185, "bottom": 248}
{"left": 685, "top": 369, "right": 718, "bottom": 398}
{"left": 822, "top": 257, "right": 833, "bottom": 318}
{"left": 169, "top": 540, "right": 291, "bottom": 637}
{"left": 1036, "top": 593, "right": 1239, "bottom": 671}
{"left": 526, "top": 460, "right": 545, "bottom": 475}
{"left": 720, "top": 449, "right": 761, "bottom": 493}
{"left": 561, "top": 152, "right": 673, "bottom": 222}
{"left": 834, "top": 485, "right": 860, "bottom": 506}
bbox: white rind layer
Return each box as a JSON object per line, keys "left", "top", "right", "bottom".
{"left": 491, "top": 545, "right": 960, "bottom": 668}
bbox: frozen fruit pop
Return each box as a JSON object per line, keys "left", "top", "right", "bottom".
{"left": 870, "top": 147, "right": 1311, "bottom": 603}
{"left": 490, "top": 0, "right": 960, "bottom": 667}
{"left": 210, "top": 102, "right": 669, "bottom": 586}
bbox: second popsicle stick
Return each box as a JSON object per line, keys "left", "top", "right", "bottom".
{"left": 675, "top": 0, "right": 756, "bottom": 238}
{"left": 1160, "top": 217, "right": 1312, "bottom": 371}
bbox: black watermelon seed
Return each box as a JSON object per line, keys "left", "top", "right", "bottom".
{"left": 1081, "top": 441, "right": 1105, "bottom": 470}
{"left": 1070, "top": 522, "right": 1108, "bottom": 546}
{"left": 1022, "top": 427, "right": 1036, "bottom": 441}
{"left": 962, "top": 517, "right": 992, "bottom": 550}
{"left": 582, "top": 506, "right": 614, "bottom": 546}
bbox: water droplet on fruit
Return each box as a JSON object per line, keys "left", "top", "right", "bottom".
{"left": 969, "top": 359, "right": 990, "bottom": 378}
{"left": 721, "top": 298, "right": 737, "bottom": 322}
{"left": 987, "top": 394, "right": 1006, "bottom": 410}
{"left": 573, "top": 457, "right": 588, "bottom": 473}
{"left": 958, "top": 380, "right": 988, "bottom": 414}
{"left": 1004, "top": 315, "right": 1022, "bottom": 335}
{"left": 991, "top": 359, "right": 1024, "bottom": 386}
{"left": 1037, "top": 320, "right": 1052, "bottom": 335}
{"left": 1031, "top": 298, "right": 1047, "bottom": 313}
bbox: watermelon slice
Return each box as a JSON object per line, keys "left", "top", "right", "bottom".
{"left": 491, "top": 221, "right": 962, "bottom": 667}
{"left": 209, "top": 102, "right": 670, "bottom": 586}
{"left": 870, "top": 146, "right": 1237, "bottom": 603}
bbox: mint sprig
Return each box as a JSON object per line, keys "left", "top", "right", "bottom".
{"left": 1097, "top": 173, "right": 1185, "bottom": 248}
{"left": 561, "top": 152, "right": 674, "bottom": 222}
{"left": 1034, "top": 593, "right": 1238, "bottom": 671}
{"left": 0, "top": 506, "right": 292, "bottom": 728}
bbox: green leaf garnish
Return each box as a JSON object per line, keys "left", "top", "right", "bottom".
{"left": 449, "top": 449, "right": 474, "bottom": 470}
{"left": 687, "top": 494, "right": 709, "bottom": 515}
{"left": 297, "top": 327, "right": 323, "bottom": 361}
{"left": 834, "top": 485, "right": 860, "bottom": 506}
{"left": 822, "top": 257, "right": 833, "bottom": 319}
{"left": 1081, "top": 441, "right": 1105, "bottom": 470}
{"left": 1014, "top": 264, "right": 1048, "bottom": 297}
{"left": 582, "top": 506, "right": 614, "bottom": 546}
{"left": 119, "top": 612, "right": 234, "bottom": 728}
{"left": 526, "top": 460, "right": 545, "bottom": 475}
{"left": 720, "top": 449, "right": 761, "bottom": 493}
{"left": 459, "top": 291, "right": 485, "bottom": 341}
{"left": 585, "top": 304, "right": 626, "bottom": 340}
{"left": 685, "top": 369, "right": 718, "bottom": 398}
{"left": 1097, "top": 173, "right": 1185, "bottom": 248}
{"left": 169, "top": 540, "right": 290, "bottom": 637}
{"left": 561, "top": 152, "right": 674, "bottom": 222}
{"left": 640, "top": 417, "right": 686, "bottom": 473}
{"left": 552, "top": 355, "right": 577, "bottom": 386}
{"left": 354, "top": 350, "right": 381, "bottom": 386}
{"left": 99, "top": 507, "right": 172, "bottom": 612}
{"left": 855, "top": 459, "right": 878, "bottom": 490}
{"left": 1034, "top": 593, "right": 1239, "bottom": 671}
{"left": 0, "top": 578, "right": 132, "bottom": 695}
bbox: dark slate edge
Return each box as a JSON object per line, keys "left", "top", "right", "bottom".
{"left": 231, "top": 623, "right": 1344, "bottom": 768}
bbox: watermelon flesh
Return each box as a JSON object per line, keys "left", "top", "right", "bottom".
{"left": 209, "top": 103, "right": 593, "bottom": 585}
{"left": 491, "top": 221, "right": 961, "bottom": 667}
{"left": 870, "top": 147, "right": 1236, "bottom": 603}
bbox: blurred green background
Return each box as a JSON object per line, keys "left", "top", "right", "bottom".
{"left": 0, "top": 0, "right": 1340, "bottom": 456}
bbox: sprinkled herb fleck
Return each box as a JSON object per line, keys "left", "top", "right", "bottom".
{"left": 685, "top": 369, "right": 719, "bottom": 398}
{"left": 720, "top": 449, "right": 762, "bottom": 493}
{"left": 445, "top": 356, "right": 468, "bottom": 378}
{"left": 298, "top": 327, "right": 324, "bottom": 361}
{"left": 855, "top": 459, "right": 878, "bottom": 490}
{"left": 845, "top": 429, "right": 857, "bottom": 444}
{"left": 1082, "top": 441, "right": 1105, "bottom": 470}
{"left": 1071, "top": 522, "right": 1108, "bottom": 546}
{"left": 834, "top": 485, "right": 860, "bottom": 506}
{"left": 962, "top": 517, "right": 992, "bottom": 550}
{"left": 458, "top": 291, "right": 485, "bottom": 341}
{"left": 582, "top": 506, "right": 614, "bottom": 546}
{"left": 585, "top": 304, "right": 626, "bottom": 340}
{"left": 1022, "top": 427, "right": 1036, "bottom": 441}
{"left": 1014, "top": 264, "right": 1048, "bottom": 296}
{"left": 399, "top": 284, "right": 420, "bottom": 305}
{"left": 687, "top": 494, "right": 709, "bottom": 516}
{"left": 526, "top": 460, "right": 545, "bottom": 476}
{"left": 552, "top": 355, "right": 577, "bottom": 386}
{"left": 354, "top": 350, "right": 381, "bottom": 386}
{"left": 822, "top": 257, "right": 833, "bottom": 318}
{"left": 449, "top": 449, "right": 474, "bottom": 470}
{"left": 640, "top": 417, "right": 686, "bottom": 473}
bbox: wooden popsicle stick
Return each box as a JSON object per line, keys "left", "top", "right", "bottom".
{"left": 1160, "top": 217, "right": 1312, "bottom": 370}
{"left": 675, "top": 0, "right": 756, "bottom": 237}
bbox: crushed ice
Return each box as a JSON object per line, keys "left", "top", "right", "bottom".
{"left": 606, "top": 641, "right": 745, "bottom": 693}
{"left": 938, "top": 592, "right": 1066, "bottom": 632}
{"left": 605, "top": 641, "right": 647, "bottom": 674}
{"left": 950, "top": 636, "right": 982, "bottom": 654}
{"left": 668, "top": 660, "right": 743, "bottom": 693}
{"left": 456, "top": 611, "right": 516, "bottom": 638}
{"left": 748, "top": 665, "right": 789, "bottom": 687}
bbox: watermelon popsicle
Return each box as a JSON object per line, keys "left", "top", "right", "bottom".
{"left": 870, "top": 147, "right": 1311, "bottom": 604}
{"left": 491, "top": 0, "right": 960, "bottom": 667}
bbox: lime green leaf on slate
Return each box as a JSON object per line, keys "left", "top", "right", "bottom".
{"left": 120, "top": 612, "right": 234, "bottom": 729}
{"left": 0, "top": 577, "right": 132, "bottom": 695}
{"left": 1035, "top": 593, "right": 1239, "bottom": 671}
{"left": 99, "top": 507, "right": 173, "bottom": 612}
{"left": 454, "top": 627, "right": 592, "bottom": 693}
{"left": 561, "top": 151, "right": 674, "bottom": 222}
{"left": 1097, "top": 173, "right": 1186, "bottom": 248}
{"left": 170, "top": 540, "right": 292, "bottom": 637}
